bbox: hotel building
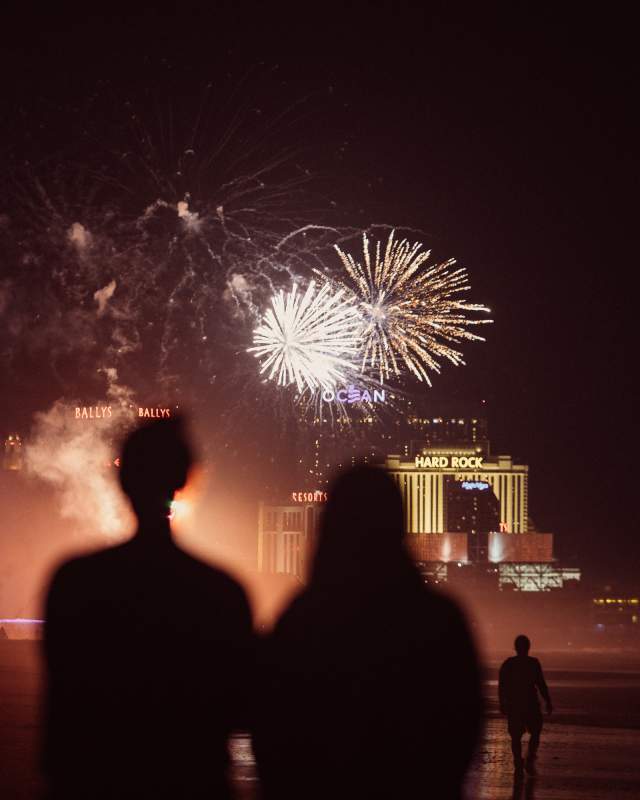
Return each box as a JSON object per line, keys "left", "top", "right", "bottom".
{"left": 386, "top": 449, "right": 528, "bottom": 534}
{"left": 258, "top": 417, "right": 580, "bottom": 592}
{"left": 257, "top": 494, "right": 324, "bottom": 581}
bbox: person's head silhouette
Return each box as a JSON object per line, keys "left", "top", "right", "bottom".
{"left": 514, "top": 634, "right": 531, "bottom": 656}
{"left": 311, "top": 465, "right": 412, "bottom": 589}
{"left": 119, "top": 417, "right": 193, "bottom": 528}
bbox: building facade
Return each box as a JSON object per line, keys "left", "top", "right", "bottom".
{"left": 446, "top": 480, "right": 500, "bottom": 534}
{"left": 257, "top": 496, "right": 324, "bottom": 580}
{"left": 257, "top": 417, "right": 580, "bottom": 592}
{"left": 385, "top": 449, "right": 529, "bottom": 533}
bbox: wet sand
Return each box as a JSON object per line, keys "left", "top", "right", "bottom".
{"left": 466, "top": 720, "right": 640, "bottom": 799}
{"left": 228, "top": 726, "right": 640, "bottom": 800}
{"left": 2, "top": 642, "right": 640, "bottom": 799}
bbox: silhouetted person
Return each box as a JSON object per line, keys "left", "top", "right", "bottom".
{"left": 42, "top": 418, "right": 253, "bottom": 799}
{"left": 499, "top": 635, "right": 552, "bottom": 777}
{"left": 253, "top": 466, "right": 482, "bottom": 800}
{"left": 511, "top": 772, "right": 537, "bottom": 800}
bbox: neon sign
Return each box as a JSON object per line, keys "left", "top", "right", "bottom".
{"left": 75, "top": 406, "right": 113, "bottom": 419}
{"left": 291, "top": 490, "right": 328, "bottom": 503}
{"left": 137, "top": 407, "right": 171, "bottom": 419}
{"left": 460, "top": 481, "right": 489, "bottom": 490}
{"left": 74, "top": 406, "right": 172, "bottom": 420}
{"left": 320, "top": 386, "right": 385, "bottom": 404}
{"left": 414, "top": 455, "right": 483, "bottom": 469}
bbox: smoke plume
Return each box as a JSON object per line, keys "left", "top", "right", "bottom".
{"left": 94, "top": 279, "right": 117, "bottom": 316}
{"left": 24, "top": 392, "right": 136, "bottom": 541}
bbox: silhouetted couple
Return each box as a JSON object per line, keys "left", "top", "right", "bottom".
{"left": 43, "top": 419, "right": 483, "bottom": 799}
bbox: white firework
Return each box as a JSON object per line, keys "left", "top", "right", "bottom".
{"left": 248, "top": 281, "right": 362, "bottom": 393}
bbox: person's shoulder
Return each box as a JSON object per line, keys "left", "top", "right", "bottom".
{"left": 424, "top": 586, "right": 462, "bottom": 613}
{"left": 45, "top": 543, "right": 132, "bottom": 611}
{"left": 268, "top": 587, "right": 313, "bottom": 639}
{"left": 175, "top": 548, "right": 249, "bottom": 601}
{"left": 277, "top": 588, "right": 307, "bottom": 621}
{"left": 417, "top": 583, "right": 470, "bottom": 627}
{"left": 49, "top": 542, "right": 129, "bottom": 584}
{"left": 500, "top": 656, "right": 516, "bottom": 668}
{"left": 404, "top": 584, "right": 478, "bottom": 657}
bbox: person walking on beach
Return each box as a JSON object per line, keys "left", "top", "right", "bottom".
{"left": 499, "top": 634, "right": 553, "bottom": 777}
{"left": 42, "top": 418, "right": 253, "bottom": 799}
{"left": 253, "top": 465, "right": 483, "bottom": 800}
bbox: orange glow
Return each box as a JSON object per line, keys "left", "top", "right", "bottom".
{"left": 169, "top": 493, "right": 191, "bottom": 522}
{"left": 169, "top": 467, "right": 204, "bottom": 530}
{"left": 170, "top": 489, "right": 194, "bottom": 524}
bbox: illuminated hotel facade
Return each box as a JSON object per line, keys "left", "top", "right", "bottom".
{"left": 386, "top": 449, "right": 528, "bottom": 534}
{"left": 257, "top": 416, "right": 580, "bottom": 592}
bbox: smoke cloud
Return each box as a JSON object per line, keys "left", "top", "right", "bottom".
{"left": 67, "top": 222, "right": 92, "bottom": 251}
{"left": 24, "top": 379, "right": 137, "bottom": 541}
{"left": 177, "top": 198, "right": 202, "bottom": 232}
{"left": 223, "top": 273, "right": 257, "bottom": 318}
{"left": 94, "top": 279, "right": 117, "bottom": 316}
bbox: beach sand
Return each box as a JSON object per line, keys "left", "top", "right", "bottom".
{"left": 2, "top": 642, "right": 640, "bottom": 799}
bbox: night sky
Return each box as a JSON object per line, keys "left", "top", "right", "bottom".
{"left": 1, "top": 6, "right": 635, "bottom": 586}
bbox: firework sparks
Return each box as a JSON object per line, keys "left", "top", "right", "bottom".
{"left": 332, "top": 231, "right": 492, "bottom": 383}
{"left": 248, "top": 281, "right": 362, "bottom": 394}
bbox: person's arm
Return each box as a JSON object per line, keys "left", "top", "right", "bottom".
{"left": 498, "top": 661, "right": 508, "bottom": 715}
{"left": 535, "top": 659, "right": 553, "bottom": 713}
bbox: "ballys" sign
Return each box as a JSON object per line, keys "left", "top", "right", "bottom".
{"left": 137, "top": 407, "right": 172, "bottom": 419}
{"left": 75, "top": 406, "right": 172, "bottom": 420}
{"left": 414, "top": 454, "right": 483, "bottom": 469}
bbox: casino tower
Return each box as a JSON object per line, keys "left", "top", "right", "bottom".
{"left": 257, "top": 416, "right": 580, "bottom": 592}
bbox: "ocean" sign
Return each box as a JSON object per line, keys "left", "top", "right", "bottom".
{"left": 320, "top": 385, "right": 386, "bottom": 404}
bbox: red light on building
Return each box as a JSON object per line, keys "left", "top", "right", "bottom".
{"left": 488, "top": 532, "right": 553, "bottom": 563}
{"left": 407, "top": 532, "right": 468, "bottom": 563}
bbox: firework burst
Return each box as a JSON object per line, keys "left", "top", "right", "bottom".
{"left": 331, "top": 231, "right": 492, "bottom": 384}
{"left": 248, "top": 281, "right": 362, "bottom": 394}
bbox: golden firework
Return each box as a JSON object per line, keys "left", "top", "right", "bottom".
{"left": 332, "top": 231, "right": 492, "bottom": 383}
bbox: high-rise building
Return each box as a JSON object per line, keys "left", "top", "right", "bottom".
{"left": 400, "top": 415, "right": 489, "bottom": 459}
{"left": 258, "top": 415, "right": 580, "bottom": 592}
{"left": 445, "top": 479, "right": 500, "bottom": 561}
{"left": 386, "top": 447, "right": 528, "bottom": 534}
{"left": 445, "top": 479, "right": 500, "bottom": 533}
